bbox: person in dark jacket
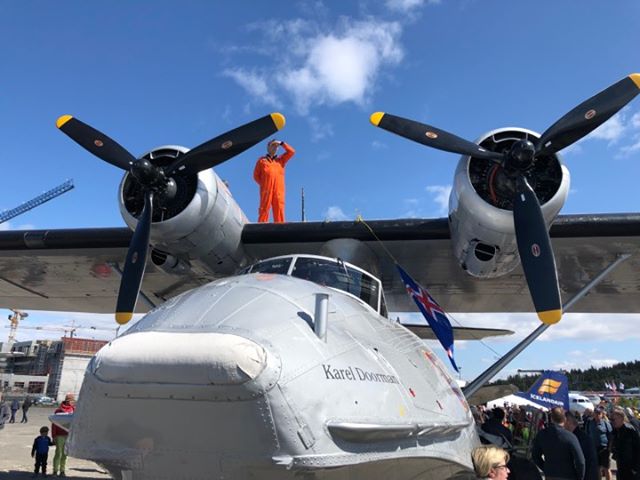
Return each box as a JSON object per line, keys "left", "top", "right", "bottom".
{"left": 531, "top": 407, "right": 585, "bottom": 480}
{"left": 10, "top": 398, "right": 19, "bottom": 423}
{"left": 31, "top": 426, "right": 54, "bottom": 476}
{"left": 610, "top": 407, "right": 640, "bottom": 480}
{"left": 21, "top": 397, "right": 32, "bottom": 423}
{"left": 482, "top": 407, "right": 514, "bottom": 447}
{"left": 565, "top": 411, "right": 599, "bottom": 480}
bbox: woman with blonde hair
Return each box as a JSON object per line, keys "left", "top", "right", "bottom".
{"left": 472, "top": 445, "right": 510, "bottom": 480}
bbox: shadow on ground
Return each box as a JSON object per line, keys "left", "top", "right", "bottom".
{"left": 0, "top": 466, "right": 111, "bottom": 479}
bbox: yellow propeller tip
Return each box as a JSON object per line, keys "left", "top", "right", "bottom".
{"left": 537, "top": 309, "right": 562, "bottom": 325}
{"left": 56, "top": 115, "right": 73, "bottom": 129}
{"left": 270, "top": 112, "right": 286, "bottom": 131}
{"left": 370, "top": 112, "right": 384, "bottom": 126}
{"left": 630, "top": 73, "right": 640, "bottom": 89}
{"left": 115, "top": 312, "right": 133, "bottom": 325}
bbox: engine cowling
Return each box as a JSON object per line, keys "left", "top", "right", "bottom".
{"left": 449, "top": 128, "right": 570, "bottom": 278}
{"left": 118, "top": 146, "right": 249, "bottom": 275}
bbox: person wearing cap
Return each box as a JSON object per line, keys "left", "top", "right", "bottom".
{"left": 253, "top": 139, "right": 295, "bottom": 223}
{"left": 52, "top": 393, "right": 75, "bottom": 477}
{"left": 588, "top": 407, "right": 613, "bottom": 480}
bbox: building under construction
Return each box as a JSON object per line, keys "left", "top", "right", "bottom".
{"left": 0, "top": 337, "right": 107, "bottom": 401}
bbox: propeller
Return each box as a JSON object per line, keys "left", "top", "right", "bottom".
{"left": 371, "top": 73, "right": 640, "bottom": 324}
{"left": 57, "top": 112, "right": 286, "bottom": 324}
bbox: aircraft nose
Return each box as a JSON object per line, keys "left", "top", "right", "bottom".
{"left": 92, "top": 331, "right": 268, "bottom": 386}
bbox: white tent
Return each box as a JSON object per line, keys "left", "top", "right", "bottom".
{"left": 486, "top": 393, "right": 548, "bottom": 411}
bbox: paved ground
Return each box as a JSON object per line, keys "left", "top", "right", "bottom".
{"left": 0, "top": 407, "right": 113, "bottom": 479}
{"left": 2, "top": 408, "right": 620, "bottom": 479}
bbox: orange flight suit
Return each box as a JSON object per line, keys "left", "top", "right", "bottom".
{"left": 253, "top": 142, "right": 295, "bottom": 223}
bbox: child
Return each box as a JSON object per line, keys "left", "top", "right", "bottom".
{"left": 31, "top": 426, "right": 53, "bottom": 477}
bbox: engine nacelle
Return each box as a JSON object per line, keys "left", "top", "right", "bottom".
{"left": 118, "top": 146, "right": 250, "bottom": 275}
{"left": 448, "top": 128, "right": 570, "bottom": 278}
{"left": 150, "top": 249, "right": 192, "bottom": 276}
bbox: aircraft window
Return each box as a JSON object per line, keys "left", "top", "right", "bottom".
{"left": 291, "top": 257, "right": 380, "bottom": 311}
{"left": 249, "top": 258, "right": 292, "bottom": 275}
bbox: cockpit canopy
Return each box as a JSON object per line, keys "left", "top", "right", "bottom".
{"left": 239, "top": 255, "right": 386, "bottom": 316}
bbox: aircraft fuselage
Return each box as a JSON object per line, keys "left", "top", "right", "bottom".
{"left": 68, "top": 268, "right": 477, "bottom": 479}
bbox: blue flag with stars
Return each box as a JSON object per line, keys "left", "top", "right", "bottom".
{"left": 396, "top": 265, "right": 459, "bottom": 372}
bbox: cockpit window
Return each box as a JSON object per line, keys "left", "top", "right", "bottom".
{"left": 249, "top": 257, "right": 292, "bottom": 275}
{"left": 291, "top": 257, "right": 379, "bottom": 311}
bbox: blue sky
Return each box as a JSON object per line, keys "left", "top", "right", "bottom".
{"left": 1, "top": 1, "right": 639, "bottom": 383}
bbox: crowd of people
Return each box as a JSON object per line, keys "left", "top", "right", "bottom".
{"left": 0, "top": 391, "right": 76, "bottom": 477}
{"left": 472, "top": 402, "right": 640, "bottom": 480}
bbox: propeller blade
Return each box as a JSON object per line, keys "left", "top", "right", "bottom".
{"left": 56, "top": 115, "right": 136, "bottom": 170}
{"left": 370, "top": 112, "right": 503, "bottom": 162}
{"left": 537, "top": 74, "right": 640, "bottom": 155}
{"left": 512, "top": 176, "right": 562, "bottom": 324}
{"left": 115, "top": 191, "right": 153, "bottom": 325}
{"left": 167, "top": 113, "right": 286, "bottom": 176}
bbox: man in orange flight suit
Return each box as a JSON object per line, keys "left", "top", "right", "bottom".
{"left": 253, "top": 139, "right": 295, "bottom": 223}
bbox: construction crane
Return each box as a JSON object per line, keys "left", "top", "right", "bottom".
{"left": 0, "top": 179, "right": 74, "bottom": 225}
{"left": 7, "top": 309, "right": 29, "bottom": 345}
{"left": 8, "top": 323, "right": 116, "bottom": 339}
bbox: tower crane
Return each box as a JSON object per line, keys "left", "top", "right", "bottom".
{"left": 9, "top": 323, "right": 116, "bottom": 339}
{"left": 0, "top": 179, "right": 74, "bottom": 225}
{"left": 7, "top": 309, "right": 29, "bottom": 345}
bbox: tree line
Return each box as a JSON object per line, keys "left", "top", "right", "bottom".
{"left": 492, "top": 360, "right": 640, "bottom": 392}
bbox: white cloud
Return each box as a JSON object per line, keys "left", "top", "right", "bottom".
{"left": 619, "top": 139, "right": 640, "bottom": 156}
{"left": 372, "top": 140, "right": 388, "bottom": 149}
{"left": 559, "top": 109, "right": 640, "bottom": 157}
{"left": 280, "top": 20, "right": 403, "bottom": 113}
{"left": 425, "top": 184, "right": 451, "bottom": 215}
{"left": 222, "top": 68, "right": 281, "bottom": 107}
{"left": 0, "top": 221, "right": 35, "bottom": 231}
{"left": 437, "top": 312, "right": 640, "bottom": 343}
{"left": 307, "top": 116, "right": 334, "bottom": 142}
{"left": 401, "top": 197, "right": 422, "bottom": 218}
{"left": 385, "top": 0, "right": 440, "bottom": 12}
{"left": 559, "top": 142, "right": 583, "bottom": 156}
{"left": 226, "top": 18, "right": 404, "bottom": 114}
{"left": 323, "top": 205, "right": 349, "bottom": 221}
{"left": 588, "top": 112, "right": 625, "bottom": 142}
{"left": 553, "top": 358, "right": 619, "bottom": 371}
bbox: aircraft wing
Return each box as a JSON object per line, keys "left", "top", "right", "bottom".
{"left": 242, "top": 213, "right": 640, "bottom": 314}
{"left": 404, "top": 325, "right": 514, "bottom": 340}
{"left": 0, "top": 213, "right": 638, "bottom": 315}
{"left": 0, "top": 228, "right": 209, "bottom": 313}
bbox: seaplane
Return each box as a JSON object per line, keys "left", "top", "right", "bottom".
{"left": 2, "top": 74, "right": 640, "bottom": 479}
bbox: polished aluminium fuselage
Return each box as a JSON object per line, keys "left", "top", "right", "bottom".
{"left": 68, "top": 273, "right": 477, "bottom": 480}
